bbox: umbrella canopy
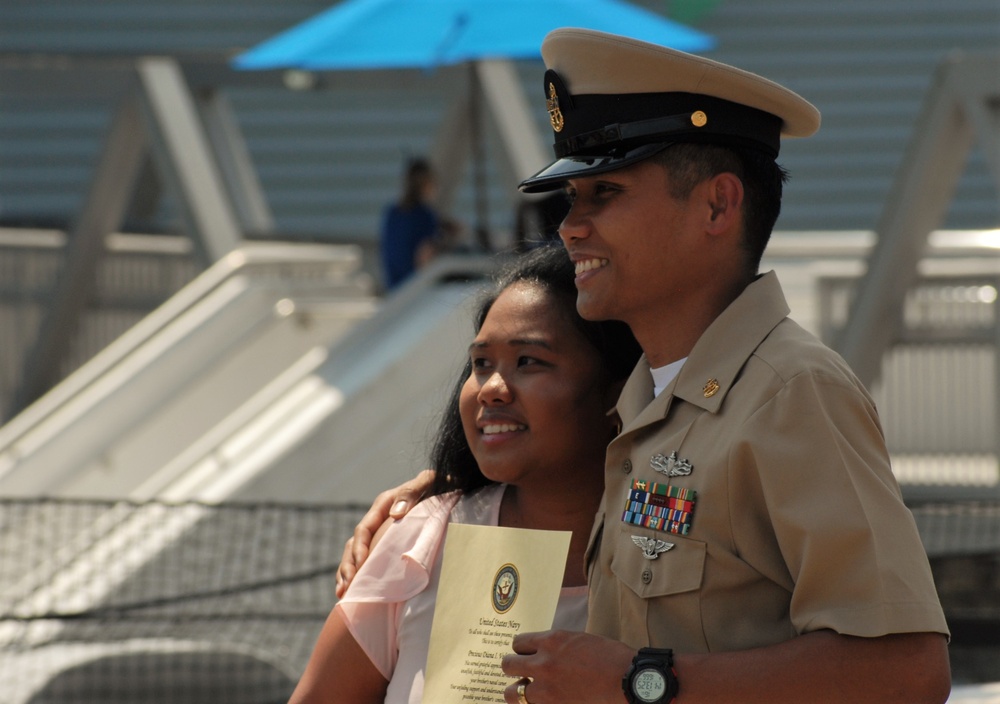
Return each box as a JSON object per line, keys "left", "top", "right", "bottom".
{"left": 233, "top": 0, "right": 714, "bottom": 70}
{"left": 232, "top": 0, "right": 714, "bottom": 249}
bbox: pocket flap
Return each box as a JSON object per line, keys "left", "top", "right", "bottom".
{"left": 610, "top": 523, "right": 706, "bottom": 599}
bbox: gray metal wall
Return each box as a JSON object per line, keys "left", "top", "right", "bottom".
{"left": 0, "top": 0, "right": 997, "bottom": 243}
{"left": 0, "top": 231, "right": 202, "bottom": 421}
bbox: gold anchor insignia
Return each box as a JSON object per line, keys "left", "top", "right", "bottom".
{"left": 703, "top": 378, "right": 720, "bottom": 398}
{"left": 547, "top": 82, "right": 565, "bottom": 133}
{"left": 691, "top": 110, "right": 708, "bottom": 127}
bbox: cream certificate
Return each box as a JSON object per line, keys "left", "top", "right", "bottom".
{"left": 421, "top": 523, "right": 571, "bottom": 704}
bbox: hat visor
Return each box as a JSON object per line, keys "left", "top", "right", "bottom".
{"left": 518, "top": 142, "right": 672, "bottom": 193}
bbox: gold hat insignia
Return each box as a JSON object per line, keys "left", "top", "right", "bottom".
{"left": 547, "top": 82, "right": 565, "bottom": 133}
{"left": 691, "top": 110, "right": 708, "bottom": 128}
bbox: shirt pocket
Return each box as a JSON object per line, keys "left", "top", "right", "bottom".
{"left": 610, "top": 521, "right": 706, "bottom": 599}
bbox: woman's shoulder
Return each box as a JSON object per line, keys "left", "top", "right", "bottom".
{"left": 377, "top": 490, "right": 463, "bottom": 549}
{"left": 340, "top": 491, "right": 463, "bottom": 604}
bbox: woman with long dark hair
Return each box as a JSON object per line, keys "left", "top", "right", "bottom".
{"left": 288, "top": 244, "right": 640, "bottom": 703}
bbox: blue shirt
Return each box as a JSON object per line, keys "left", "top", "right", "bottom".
{"left": 380, "top": 202, "right": 438, "bottom": 290}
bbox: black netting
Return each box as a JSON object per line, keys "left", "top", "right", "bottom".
{"left": 0, "top": 498, "right": 366, "bottom": 704}
{"left": 3, "top": 498, "right": 999, "bottom": 701}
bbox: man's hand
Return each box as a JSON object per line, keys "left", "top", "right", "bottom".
{"left": 501, "top": 630, "right": 634, "bottom": 704}
{"left": 502, "top": 629, "right": 950, "bottom": 704}
{"left": 335, "top": 469, "right": 435, "bottom": 598}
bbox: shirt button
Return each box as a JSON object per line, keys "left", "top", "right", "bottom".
{"left": 623, "top": 459, "right": 632, "bottom": 474}
{"left": 641, "top": 569, "right": 652, "bottom": 584}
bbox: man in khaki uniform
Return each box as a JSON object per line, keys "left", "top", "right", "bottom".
{"left": 339, "top": 28, "right": 951, "bottom": 704}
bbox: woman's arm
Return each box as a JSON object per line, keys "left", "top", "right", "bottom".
{"left": 288, "top": 607, "right": 389, "bottom": 704}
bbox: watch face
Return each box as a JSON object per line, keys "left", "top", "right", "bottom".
{"left": 633, "top": 667, "right": 667, "bottom": 703}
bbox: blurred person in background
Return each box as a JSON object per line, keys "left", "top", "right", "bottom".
{"left": 379, "top": 157, "right": 459, "bottom": 291}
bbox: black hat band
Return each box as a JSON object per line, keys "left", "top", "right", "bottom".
{"left": 552, "top": 89, "right": 784, "bottom": 159}
{"left": 554, "top": 113, "right": 693, "bottom": 158}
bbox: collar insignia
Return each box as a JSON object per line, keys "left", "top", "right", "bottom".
{"left": 703, "top": 378, "right": 720, "bottom": 398}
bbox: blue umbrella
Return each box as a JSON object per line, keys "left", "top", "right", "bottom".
{"left": 233, "top": 0, "right": 714, "bottom": 70}
{"left": 233, "top": 0, "right": 714, "bottom": 246}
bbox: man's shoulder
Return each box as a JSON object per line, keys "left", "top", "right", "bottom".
{"left": 752, "top": 316, "right": 864, "bottom": 390}
{"left": 709, "top": 317, "right": 877, "bottom": 429}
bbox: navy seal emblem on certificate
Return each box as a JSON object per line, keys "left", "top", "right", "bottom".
{"left": 492, "top": 563, "right": 520, "bottom": 614}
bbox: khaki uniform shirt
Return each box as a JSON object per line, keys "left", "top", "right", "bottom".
{"left": 586, "top": 272, "right": 949, "bottom": 653}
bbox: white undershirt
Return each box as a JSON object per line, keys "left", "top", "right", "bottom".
{"left": 650, "top": 357, "right": 687, "bottom": 398}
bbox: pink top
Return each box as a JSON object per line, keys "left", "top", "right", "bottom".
{"left": 337, "top": 484, "right": 589, "bottom": 704}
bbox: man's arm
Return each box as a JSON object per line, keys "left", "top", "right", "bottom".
{"left": 501, "top": 629, "right": 950, "bottom": 704}
{"left": 335, "top": 469, "right": 435, "bottom": 598}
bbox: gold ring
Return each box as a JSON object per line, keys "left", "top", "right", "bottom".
{"left": 516, "top": 679, "right": 531, "bottom": 704}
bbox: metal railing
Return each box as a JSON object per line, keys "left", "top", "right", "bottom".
{"left": 820, "top": 269, "right": 1000, "bottom": 500}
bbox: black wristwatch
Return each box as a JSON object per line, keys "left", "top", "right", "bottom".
{"left": 622, "top": 647, "right": 679, "bottom": 704}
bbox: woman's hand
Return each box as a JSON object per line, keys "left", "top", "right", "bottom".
{"left": 336, "top": 469, "right": 435, "bottom": 597}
